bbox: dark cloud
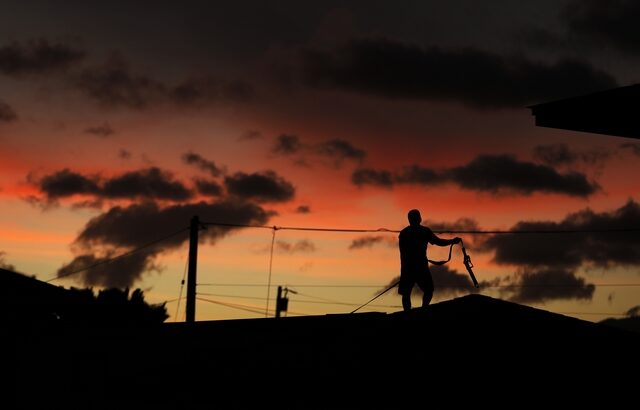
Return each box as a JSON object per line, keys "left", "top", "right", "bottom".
{"left": 59, "top": 199, "right": 270, "bottom": 287}
{"left": 295, "top": 205, "right": 311, "bottom": 214}
{"left": 238, "top": 130, "right": 263, "bottom": 141}
{"left": 349, "top": 235, "right": 395, "bottom": 250}
{"left": 58, "top": 251, "right": 157, "bottom": 289}
{"left": 301, "top": 38, "right": 617, "bottom": 109}
{"left": 272, "top": 134, "right": 303, "bottom": 155}
{"left": 84, "top": 122, "right": 115, "bottom": 138}
{"left": 626, "top": 305, "right": 640, "bottom": 317}
{"left": 118, "top": 149, "right": 132, "bottom": 160}
{"left": 315, "top": 139, "right": 366, "bottom": 166}
{"left": 352, "top": 168, "right": 393, "bottom": 187}
{"left": 75, "top": 56, "right": 166, "bottom": 109}
{"left": 561, "top": 0, "right": 640, "bottom": 54}
{"left": 482, "top": 200, "right": 640, "bottom": 269}
{"left": 273, "top": 134, "right": 366, "bottom": 168}
{"left": 426, "top": 218, "right": 480, "bottom": 233}
{"left": 0, "top": 38, "right": 85, "bottom": 76}
{"left": 518, "top": 27, "right": 567, "bottom": 51}
{"left": 383, "top": 265, "right": 480, "bottom": 299}
{"left": 620, "top": 143, "right": 640, "bottom": 157}
{"left": 101, "top": 168, "right": 193, "bottom": 201}
{"left": 224, "top": 170, "right": 295, "bottom": 203}
{"left": 0, "top": 100, "right": 18, "bottom": 122}
{"left": 353, "top": 155, "right": 599, "bottom": 197}
{"left": 71, "top": 199, "right": 104, "bottom": 210}
{"left": 383, "top": 266, "right": 593, "bottom": 304}
{"left": 75, "top": 55, "right": 253, "bottom": 109}
{"left": 448, "top": 155, "right": 599, "bottom": 197}
{"left": 532, "top": 143, "right": 610, "bottom": 168}
{"left": 430, "top": 265, "right": 482, "bottom": 297}
{"left": 498, "top": 269, "right": 595, "bottom": 304}
{"left": 0, "top": 251, "right": 16, "bottom": 271}
{"left": 170, "top": 76, "right": 254, "bottom": 106}
{"left": 533, "top": 143, "right": 578, "bottom": 167}
{"left": 182, "top": 151, "right": 224, "bottom": 177}
{"left": 394, "top": 165, "right": 443, "bottom": 185}
{"left": 36, "top": 168, "right": 100, "bottom": 199}
{"left": 276, "top": 239, "right": 316, "bottom": 253}
{"left": 32, "top": 167, "right": 192, "bottom": 202}
{"left": 194, "top": 178, "right": 223, "bottom": 197}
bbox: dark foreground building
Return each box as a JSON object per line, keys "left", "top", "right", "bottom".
{"left": 8, "top": 293, "right": 638, "bottom": 409}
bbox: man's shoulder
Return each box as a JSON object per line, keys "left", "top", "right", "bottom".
{"left": 399, "top": 225, "right": 433, "bottom": 236}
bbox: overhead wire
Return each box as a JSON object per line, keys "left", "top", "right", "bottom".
{"left": 197, "top": 296, "right": 310, "bottom": 316}
{"left": 201, "top": 220, "right": 640, "bottom": 235}
{"left": 197, "top": 295, "right": 627, "bottom": 319}
{"left": 27, "top": 215, "right": 638, "bottom": 322}
{"left": 193, "top": 290, "right": 630, "bottom": 316}
{"left": 197, "top": 296, "right": 269, "bottom": 315}
{"left": 194, "top": 220, "right": 639, "bottom": 318}
{"left": 196, "top": 282, "right": 640, "bottom": 288}
{"left": 174, "top": 253, "right": 190, "bottom": 322}
{"left": 289, "top": 297, "right": 401, "bottom": 309}
{"left": 197, "top": 291, "right": 268, "bottom": 301}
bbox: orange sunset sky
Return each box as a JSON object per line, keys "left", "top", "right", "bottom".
{"left": 1, "top": 0, "right": 639, "bottom": 322}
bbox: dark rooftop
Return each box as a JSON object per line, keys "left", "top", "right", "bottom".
{"left": 8, "top": 293, "right": 638, "bottom": 409}
{"left": 529, "top": 83, "right": 640, "bottom": 139}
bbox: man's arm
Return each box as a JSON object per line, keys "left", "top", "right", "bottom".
{"left": 429, "top": 232, "right": 462, "bottom": 247}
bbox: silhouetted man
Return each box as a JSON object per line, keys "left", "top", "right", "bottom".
{"left": 399, "top": 209, "right": 461, "bottom": 311}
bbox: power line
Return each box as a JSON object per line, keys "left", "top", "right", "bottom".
{"left": 201, "top": 220, "right": 640, "bottom": 235}
{"left": 289, "top": 297, "right": 400, "bottom": 309}
{"left": 197, "top": 296, "right": 269, "bottom": 315}
{"left": 556, "top": 311, "right": 627, "bottom": 317}
{"left": 197, "top": 292, "right": 268, "bottom": 301}
{"left": 288, "top": 289, "right": 349, "bottom": 304}
{"left": 174, "top": 253, "right": 189, "bottom": 322}
{"left": 176, "top": 291, "right": 633, "bottom": 316}
{"left": 197, "top": 283, "right": 383, "bottom": 288}
{"left": 196, "top": 295, "right": 629, "bottom": 319}
{"left": 197, "top": 291, "right": 400, "bottom": 308}
{"left": 45, "top": 226, "right": 189, "bottom": 283}
{"left": 196, "top": 296, "right": 310, "bottom": 316}
{"left": 193, "top": 294, "right": 630, "bottom": 318}
{"left": 201, "top": 221, "right": 396, "bottom": 234}
{"left": 162, "top": 296, "right": 186, "bottom": 304}
{"left": 197, "top": 282, "right": 640, "bottom": 288}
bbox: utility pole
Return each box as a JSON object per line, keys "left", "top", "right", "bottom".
{"left": 275, "top": 286, "right": 289, "bottom": 318}
{"left": 186, "top": 215, "right": 199, "bottom": 323}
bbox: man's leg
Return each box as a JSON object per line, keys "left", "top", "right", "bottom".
{"left": 402, "top": 293, "right": 412, "bottom": 311}
{"left": 421, "top": 288, "right": 433, "bottom": 307}
{"left": 419, "top": 271, "right": 434, "bottom": 308}
{"left": 399, "top": 273, "right": 413, "bottom": 311}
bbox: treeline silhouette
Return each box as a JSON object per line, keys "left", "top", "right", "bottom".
{"left": 60, "top": 287, "right": 169, "bottom": 326}
{"left": 5, "top": 286, "right": 168, "bottom": 327}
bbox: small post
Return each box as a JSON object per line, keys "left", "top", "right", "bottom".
{"left": 275, "top": 286, "right": 283, "bottom": 318}
{"left": 186, "top": 215, "right": 199, "bottom": 323}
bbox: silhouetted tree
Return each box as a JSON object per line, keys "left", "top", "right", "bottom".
{"left": 58, "top": 287, "right": 169, "bottom": 326}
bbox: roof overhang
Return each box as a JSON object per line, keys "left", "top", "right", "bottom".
{"left": 529, "top": 84, "right": 640, "bottom": 139}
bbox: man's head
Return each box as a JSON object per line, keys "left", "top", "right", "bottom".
{"left": 407, "top": 209, "right": 422, "bottom": 226}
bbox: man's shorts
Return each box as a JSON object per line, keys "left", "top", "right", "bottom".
{"left": 398, "top": 268, "right": 434, "bottom": 296}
